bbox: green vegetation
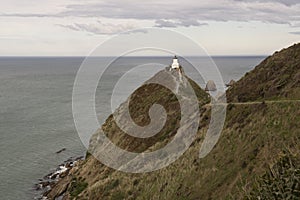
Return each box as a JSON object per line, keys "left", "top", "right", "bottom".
{"left": 106, "top": 179, "right": 120, "bottom": 191}
{"left": 111, "top": 191, "right": 126, "bottom": 200}
{"left": 99, "top": 179, "right": 121, "bottom": 197}
{"left": 227, "top": 43, "right": 300, "bottom": 102}
{"left": 69, "top": 178, "right": 88, "bottom": 198}
{"left": 245, "top": 150, "right": 300, "bottom": 199}
{"left": 46, "top": 43, "right": 300, "bottom": 200}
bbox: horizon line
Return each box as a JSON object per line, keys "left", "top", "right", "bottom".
{"left": 0, "top": 55, "right": 268, "bottom": 58}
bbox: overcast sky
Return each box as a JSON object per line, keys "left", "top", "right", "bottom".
{"left": 0, "top": 0, "right": 299, "bottom": 56}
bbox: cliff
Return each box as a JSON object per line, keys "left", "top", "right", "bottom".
{"left": 46, "top": 43, "right": 300, "bottom": 200}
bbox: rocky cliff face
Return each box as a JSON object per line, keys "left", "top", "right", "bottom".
{"left": 46, "top": 43, "right": 299, "bottom": 200}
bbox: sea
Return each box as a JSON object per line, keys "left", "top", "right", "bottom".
{"left": 0, "top": 56, "right": 265, "bottom": 199}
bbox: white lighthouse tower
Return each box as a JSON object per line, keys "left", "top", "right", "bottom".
{"left": 171, "top": 55, "right": 180, "bottom": 70}
{"left": 169, "top": 55, "right": 183, "bottom": 83}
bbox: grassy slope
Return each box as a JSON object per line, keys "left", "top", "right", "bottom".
{"left": 227, "top": 43, "right": 300, "bottom": 102}
{"left": 47, "top": 43, "right": 300, "bottom": 200}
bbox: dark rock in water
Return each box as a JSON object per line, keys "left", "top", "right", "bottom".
{"left": 51, "top": 173, "right": 58, "bottom": 180}
{"left": 44, "top": 172, "right": 53, "bottom": 179}
{"left": 65, "top": 162, "right": 72, "bottom": 168}
{"left": 76, "top": 156, "right": 84, "bottom": 160}
{"left": 56, "top": 148, "right": 66, "bottom": 154}
{"left": 40, "top": 181, "right": 50, "bottom": 188}
{"left": 35, "top": 183, "right": 42, "bottom": 191}
{"left": 35, "top": 180, "right": 54, "bottom": 191}
{"left": 35, "top": 155, "right": 85, "bottom": 199}
{"left": 205, "top": 80, "right": 217, "bottom": 91}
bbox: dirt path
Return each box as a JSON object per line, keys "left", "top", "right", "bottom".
{"left": 208, "top": 100, "right": 300, "bottom": 106}
{"left": 231, "top": 99, "right": 300, "bottom": 105}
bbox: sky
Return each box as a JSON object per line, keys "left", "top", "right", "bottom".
{"left": 0, "top": 0, "right": 299, "bottom": 56}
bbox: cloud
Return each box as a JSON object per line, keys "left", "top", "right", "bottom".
{"left": 0, "top": 13, "right": 54, "bottom": 17}
{"left": 289, "top": 31, "right": 300, "bottom": 35}
{"left": 154, "top": 19, "right": 208, "bottom": 28}
{"left": 233, "top": 0, "right": 299, "bottom": 6}
{"left": 0, "top": 0, "right": 299, "bottom": 29}
{"left": 179, "top": 19, "right": 208, "bottom": 27}
{"left": 57, "top": 21, "right": 140, "bottom": 35}
{"left": 290, "top": 23, "right": 300, "bottom": 27}
{"left": 154, "top": 20, "right": 177, "bottom": 28}
{"left": 57, "top": 0, "right": 300, "bottom": 26}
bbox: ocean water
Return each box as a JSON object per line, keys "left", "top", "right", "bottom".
{"left": 0, "top": 56, "right": 265, "bottom": 199}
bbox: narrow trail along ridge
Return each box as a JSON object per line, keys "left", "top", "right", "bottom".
{"left": 207, "top": 99, "right": 300, "bottom": 106}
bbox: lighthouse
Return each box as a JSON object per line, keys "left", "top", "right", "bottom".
{"left": 168, "top": 55, "right": 184, "bottom": 83}
{"left": 171, "top": 55, "right": 180, "bottom": 70}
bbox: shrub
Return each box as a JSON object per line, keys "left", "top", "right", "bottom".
{"left": 245, "top": 151, "right": 300, "bottom": 199}
{"left": 111, "top": 191, "right": 125, "bottom": 200}
{"left": 69, "top": 178, "right": 88, "bottom": 198}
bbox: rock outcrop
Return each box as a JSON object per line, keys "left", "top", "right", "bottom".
{"left": 225, "top": 79, "right": 236, "bottom": 87}
{"left": 205, "top": 80, "right": 217, "bottom": 91}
